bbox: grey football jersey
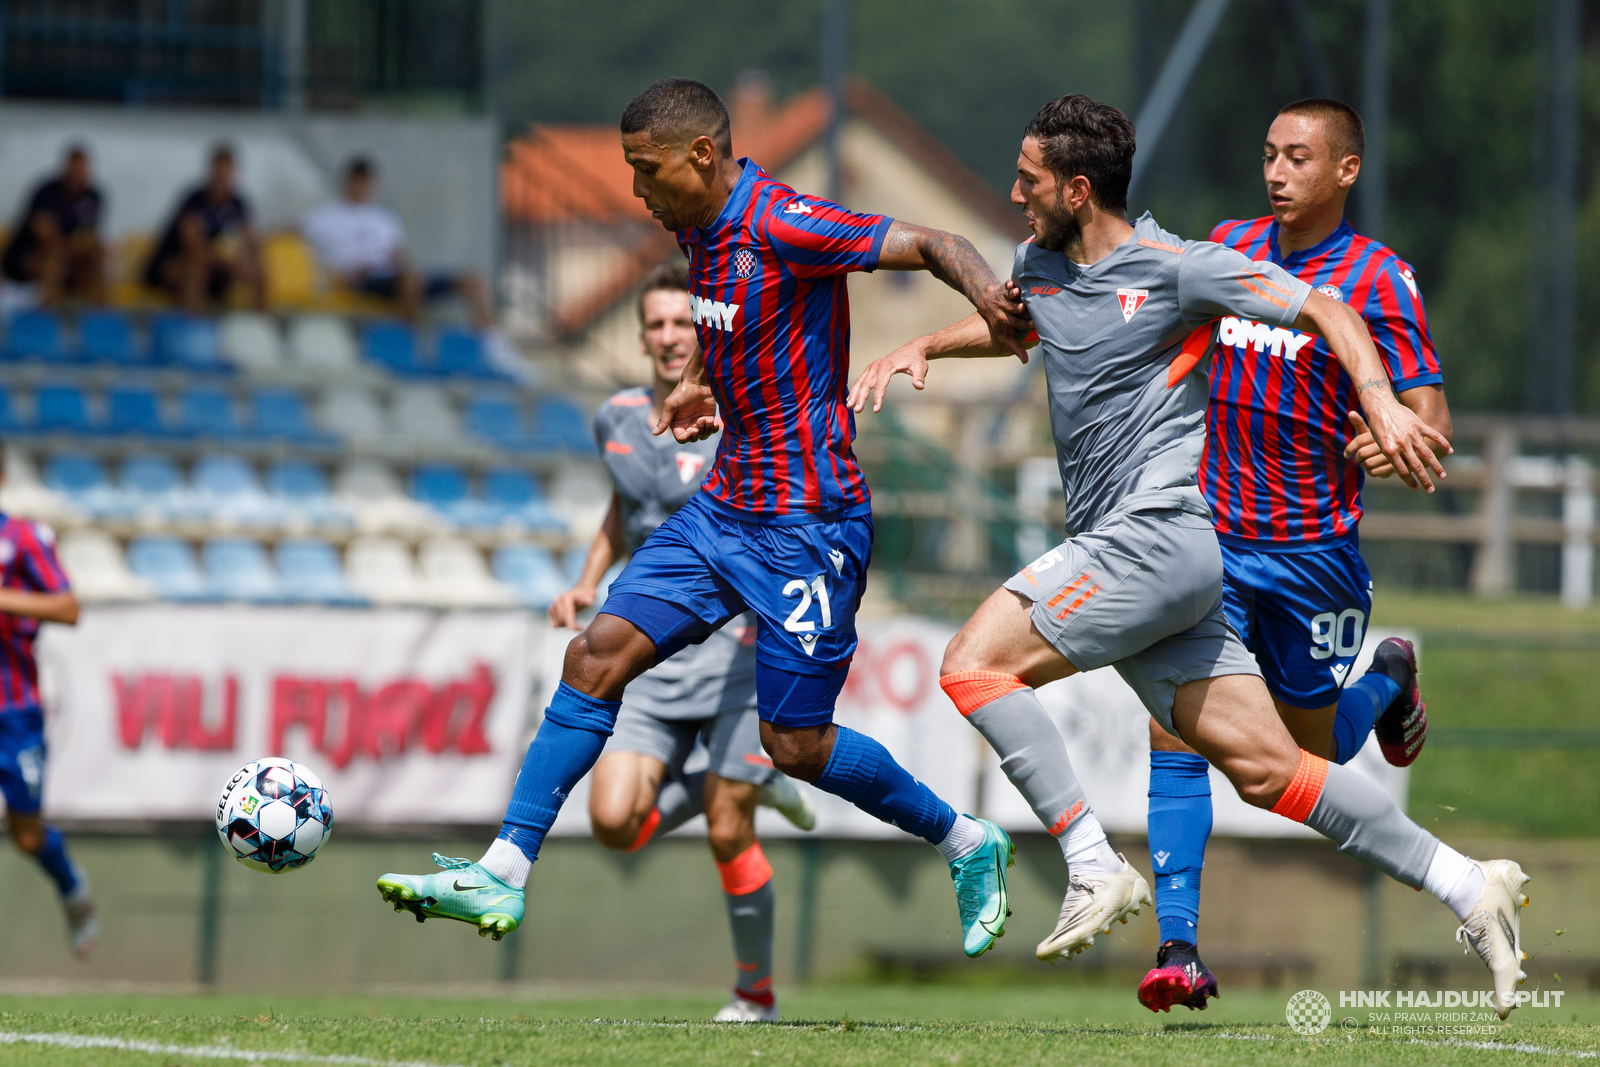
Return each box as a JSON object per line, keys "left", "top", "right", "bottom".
{"left": 1012, "top": 213, "right": 1312, "bottom": 536}
{"left": 594, "top": 387, "right": 758, "bottom": 719}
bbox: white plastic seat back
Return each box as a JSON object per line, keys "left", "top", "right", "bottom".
{"left": 218, "top": 312, "right": 286, "bottom": 376}
{"left": 287, "top": 315, "right": 360, "bottom": 376}
{"left": 389, "top": 387, "right": 460, "bottom": 444}
{"left": 418, "top": 536, "right": 513, "bottom": 607}
{"left": 318, "top": 386, "right": 387, "bottom": 439}
{"left": 335, "top": 458, "right": 403, "bottom": 502}
{"left": 345, "top": 535, "right": 424, "bottom": 605}
{"left": 58, "top": 529, "right": 153, "bottom": 602}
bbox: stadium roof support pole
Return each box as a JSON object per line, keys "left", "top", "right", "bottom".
{"left": 821, "top": 0, "right": 849, "bottom": 203}
{"left": 1546, "top": 0, "right": 1579, "bottom": 418}
{"left": 1126, "top": 0, "right": 1233, "bottom": 206}
{"left": 1359, "top": 0, "right": 1389, "bottom": 240}
{"left": 197, "top": 834, "right": 223, "bottom": 985}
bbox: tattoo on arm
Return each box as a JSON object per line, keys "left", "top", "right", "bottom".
{"left": 1356, "top": 377, "right": 1392, "bottom": 397}
{"left": 886, "top": 221, "right": 997, "bottom": 301}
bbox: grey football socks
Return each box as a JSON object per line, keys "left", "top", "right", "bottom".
{"left": 961, "top": 686, "right": 1092, "bottom": 840}
{"left": 654, "top": 770, "right": 708, "bottom": 837}
{"left": 726, "top": 879, "right": 775, "bottom": 1005}
{"left": 1277, "top": 754, "right": 1440, "bottom": 889}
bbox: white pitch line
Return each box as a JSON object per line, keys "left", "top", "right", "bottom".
{"left": 0, "top": 1030, "right": 472, "bottom": 1067}
{"left": 1414, "top": 1037, "right": 1600, "bottom": 1059}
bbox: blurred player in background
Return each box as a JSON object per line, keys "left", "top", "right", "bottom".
{"left": 549, "top": 262, "right": 816, "bottom": 1023}
{"left": 0, "top": 440, "right": 96, "bottom": 957}
{"left": 1137, "top": 98, "right": 1454, "bottom": 1013}
{"left": 144, "top": 145, "right": 265, "bottom": 312}
{"left": 854, "top": 94, "right": 1529, "bottom": 1019}
{"left": 380, "top": 77, "right": 1033, "bottom": 964}
{"left": 1, "top": 145, "right": 106, "bottom": 306}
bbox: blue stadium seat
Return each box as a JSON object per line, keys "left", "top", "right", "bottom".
{"left": 43, "top": 452, "right": 108, "bottom": 495}
{"left": 34, "top": 384, "right": 92, "bottom": 433}
{"left": 483, "top": 467, "right": 564, "bottom": 531}
{"left": 202, "top": 537, "right": 286, "bottom": 603}
{"left": 0, "top": 387, "right": 21, "bottom": 431}
{"left": 463, "top": 394, "right": 528, "bottom": 448}
{"left": 275, "top": 539, "right": 367, "bottom": 606}
{"left": 562, "top": 542, "right": 589, "bottom": 584}
{"left": 491, "top": 543, "right": 570, "bottom": 609}
{"left": 436, "top": 327, "right": 503, "bottom": 379}
{"left": 192, "top": 454, "right": 283, "bottom": 527}
{"left": 120, "top": 455, "right": 182, "bottom": 496}
{"left": 534, "top": 396, "right": 596, "bottom": 455}
{"left": 127, "top": 535, "right": 213, "bottom": 600}
{"left": 193, "top": 455, "right": 260, "bottom": 497}
{"left": 79, "top": 310, "right": 140, "bottom": 364}
{"left": 151, "top": 313, "right": 227, "bottom": 370}
{"left": 8, "top": 310, "right": 67, "bottom": 362}
{"left": 178, "top": 388, "right": 239, "bottom": 437}
{"left": 266, "top": 460, "right": 349, "bottom": 527}
{"left": 107, "top": 387, "right": 167, "bottom": 436}
{"left": 252, "top": 388, "right": 332, "bottom": 443}
{"left": 410, "top": 463, "right": 469, "bottom": 508}
{"left": 361, "top": 321, "right": 425, "bottom": 375}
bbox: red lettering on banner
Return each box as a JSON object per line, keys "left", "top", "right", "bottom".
{"left": 838, "top": 639, "right": 933, "bottom": 714}
{"left": 114, "top": 673, "right": 238, "bottom": 751}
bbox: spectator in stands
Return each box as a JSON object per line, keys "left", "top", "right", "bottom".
{"left": 301, "top": 157, "right": 494, "bottom": 329}
{"left": 144, "top": 145, "right": 265, "bottom": 312}
{"left": 1, "top": 145, "right": 106, "bottom": 306}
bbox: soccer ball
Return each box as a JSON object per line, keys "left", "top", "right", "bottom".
{"left": 215, "top": 758, "right": 332, "bottom": 873}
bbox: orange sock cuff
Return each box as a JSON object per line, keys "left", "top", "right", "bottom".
{"left": 940, "top": 670, "right": 1028, "bottom": 717}
{"left": 625, "top": 807, "right": 661, "bottom": 852}
{"left": 717, "top": 841, "right": 773, "bottom": 896}
{"left": 1270, "top": 750, "right": 1329, "bottom": 823}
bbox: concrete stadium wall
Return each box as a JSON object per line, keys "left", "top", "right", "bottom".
{"left": 0, "top": 103, "right": 498, "bottom": 277}
{"left": 0, "top": 832, "right": 1591, "bottom": 994}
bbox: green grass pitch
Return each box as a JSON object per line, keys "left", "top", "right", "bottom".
{"left": 1, "top": 986, "right": 1596, "bottom": 1066}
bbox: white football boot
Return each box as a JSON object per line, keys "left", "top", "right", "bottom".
{"left": 1036, "top": 853, "right": 1151, "bottom": 963}
{"left": 713, "top": 994, "right": 780, "bottom": 1023}
{"left": 1455, "top": 859, "right": 1531, "bottom": 1020}
{"left": 759, "top": 774, "right": 816, "bottom": 832}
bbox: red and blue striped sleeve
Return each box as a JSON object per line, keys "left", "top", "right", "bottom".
{"left": 759, "top": 195, "right": 892, "bottom": 280}
{"left": 17, "top": 522, "right": 70, "bottom": 593}
{"left": 1365, "top": 256, "right": 1443, "bottom": 393}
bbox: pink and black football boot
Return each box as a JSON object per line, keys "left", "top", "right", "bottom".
{"left": 1371, "top": 637, "right": 1427, "bottom": 767}
{"left": 1138, "top": 940, "right": 1220, "bottom": 1013}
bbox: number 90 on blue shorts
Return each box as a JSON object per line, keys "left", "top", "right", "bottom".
{"left": 598, "top": 493, "right": 873, "bottom": 728}
{"left": 1218, "top": 537, "right": 1373, "bottom": 711}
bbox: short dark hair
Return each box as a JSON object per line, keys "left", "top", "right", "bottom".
{"left": 1277, "top": 98, "right": 1365, "bottom": 160}
{"left": 64, "top": 144, "right": 88, "bottom": 162}
{"left": 210, "top": 144, "right": 234, "bottom": 166}
{"left": 1023, "top": 95, "right": 1136, "bottom": 214}
{"left": 620, "top": 78, "right": 732, "bottom": 157}
{"left": 637, "top": 261, "right": 690, "bottom": 324}
{"left": 347, "top": 156, "right": 374, "bottom": 180}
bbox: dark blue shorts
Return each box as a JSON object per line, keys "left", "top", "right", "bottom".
{"left": 601, "top": 493, "right": 871, "bottom": 727}
{"left": 1219, "top": 537, "right": 1372, "bottom": 710}
{"left": 358, "top": 271, "right": 457, "bottom": 300}
{"left": 0, "top": 708, "right": 47, "bottom": 815}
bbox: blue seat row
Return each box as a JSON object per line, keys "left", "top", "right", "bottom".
{"left": 461, "top": 394, "right": 594, "bottom": 455}
{"left": 42, "top": 452, "right": 564, "bottom": 532}
{"left": 6, "top": 310, "right": 231, "bottom": 370}
{"left": 124, "top": 534, "right": 571, "bottom": 608}
{"left": 2, "top": 383, "right": 335, "bottom": 442}
{"left": 361, "top": 322, "right": 512, "bottom": 381}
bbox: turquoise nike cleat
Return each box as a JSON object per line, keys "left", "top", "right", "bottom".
{"left": 949, "top": 818, "right": 1014, "bottom": 958}
{"left": 376, "top": 853, "right": 524, "bottom": 940}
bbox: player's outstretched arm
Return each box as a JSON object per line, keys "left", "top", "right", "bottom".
{"left": 548, "top": 493, "right": 624, "bottom": 631}
{"left": 1346, "top": 385, "right": 1454, "bottom": 488}
{"left": 877, "top": 222, "right": 1032, "bottom": 359}
{"left": 1294, "top": 291, "right": 1453, "bottom": 492}
{"left": 652, "top": 348, "right": 721, "bottom": 443}
{"left": 849, "top": 308, "right": 1033, "bottom": 414}
{"left": 0, "top": 589, "right": 78, "bottom": 625}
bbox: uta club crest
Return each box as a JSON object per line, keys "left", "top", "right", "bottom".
{"left": 675, "top": 452, "right": 706, "bottom": 484}
{"left": 1116, "top": 288, "right": 1149, "bottom": 323}
{"left": 733, "top": 247, "right": 757, "bottom": 280}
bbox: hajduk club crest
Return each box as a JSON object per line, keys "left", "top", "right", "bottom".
{"left": 733, "top": 247, "right": 757, "bottom": 280}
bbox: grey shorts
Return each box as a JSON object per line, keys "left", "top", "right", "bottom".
{"left": 602, "top": 700, "right": 774, "bottom": 786}
{"left": 1004, "top": 508, "right": 1261, "bottom": 735}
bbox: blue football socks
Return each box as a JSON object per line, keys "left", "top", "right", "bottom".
{"left": 1332, "top": 673, "right": 1401, "bottom": 764}
{"left": 1147, "top": 750, "right": 1211, "bottom": 945}
{"left": 498, "top": 681, "right": 621, "bottom": 864}
{"left": 813, "top": 725, "right": 957, "bottom": 844}
{"left": 34, "top": 825, "right": 81, "bottom": 898}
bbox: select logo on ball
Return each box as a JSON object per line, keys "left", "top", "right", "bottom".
{"left": 216, "top": 757, "right": 333, "bottom": 874}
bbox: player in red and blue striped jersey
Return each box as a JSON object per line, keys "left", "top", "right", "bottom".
{"left": 1139, "top": 99, "right": 1455, "bottom": 1013}
{"left": 378, "top": 77, "right": 1034, "bottom": 960}
{"left": 0, "top": 442, "right": 96, "bottom": 958}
